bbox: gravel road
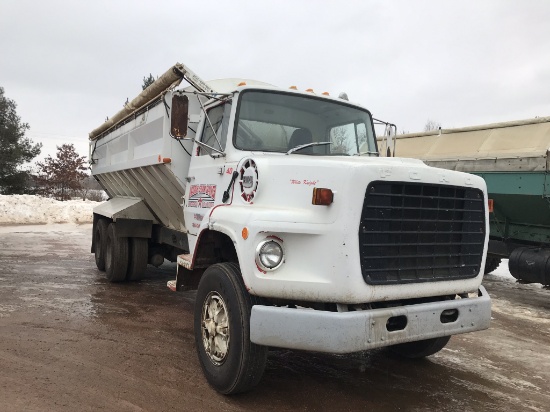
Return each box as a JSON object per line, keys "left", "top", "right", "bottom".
{"left": 1, "top": 224, "right": 549, "bottom": 411}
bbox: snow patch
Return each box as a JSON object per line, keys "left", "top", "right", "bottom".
{"left": 0, "top": 195, "right": 99, "bottom": 225}
{"left": 489, "top": 259, "right": 515, "bottom": 281}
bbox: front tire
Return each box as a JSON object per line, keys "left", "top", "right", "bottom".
{"left": 390, "top": 336, "right": 451, "bottom": 358}
{"left": 194, "top": 262, "right": 267, "bottom": 394}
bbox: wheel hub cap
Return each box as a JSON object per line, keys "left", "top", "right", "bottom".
{"left": 201, "top": 292, "right": 230, "bottom": 364}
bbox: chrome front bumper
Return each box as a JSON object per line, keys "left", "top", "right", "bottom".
{"left": 250, "top": 286, "right": 491, "bottom": 353}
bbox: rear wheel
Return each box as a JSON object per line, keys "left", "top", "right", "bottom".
{"left": 484, "top": 257, "right": 502, "bottom": 274}
{"left": 126, "top": 238, "right": 148, "bottom": 281}
{"left": 194, "top": 262, "right": 267, "bottom": 394}
{"left": 104, "top": 223, "right": 129, "bottom": 282}
{"left": 390, "top": 336, "right": 451, "bottom": 359}
{"left": 94, "top": 219, "right": 108, "bottom": 271}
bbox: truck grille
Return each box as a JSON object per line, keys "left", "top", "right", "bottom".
{"left": 359, "top": 181, "right": 485, "bottom": 285}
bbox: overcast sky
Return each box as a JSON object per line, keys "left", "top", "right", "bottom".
{"left": 1, "top": 0, "right": 550, "bottom": 165}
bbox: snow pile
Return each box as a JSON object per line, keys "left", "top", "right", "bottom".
{"left": 490, "top": 259, "right": 515, "bottom": 281}
{"left": 0, "top": 195, "right": 100, "bottom": 225}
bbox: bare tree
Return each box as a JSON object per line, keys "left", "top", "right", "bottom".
{"left": 36, "top": 144, "right": 87, "bottom": 201}
{"left": 424, "top": 119, "right": 442, "bottom": 132}
{"left": 78, "top": 175, "right": 105, "bottom": 201}
{"left": 331, "top": 126, "right": 351, "bottom": 154}
{"left": 357, "top": 127, "right": 367, "bottom": 146}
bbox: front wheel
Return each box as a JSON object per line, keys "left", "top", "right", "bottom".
{"left": 194, "top": 262, "right": 267, "bottom": 394}
{"left": 389, "top": 336, "right": 451, "bottom": 359}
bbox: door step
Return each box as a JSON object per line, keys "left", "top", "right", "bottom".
{"left": 177, "top": 254, "right": 192, "bottom": 270}
{"left": 167, "top": 280, "right": 177, "bottom": 291}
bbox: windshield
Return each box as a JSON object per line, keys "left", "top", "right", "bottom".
{"left": 234, "top": 90, "right": 377, "bottom": 156}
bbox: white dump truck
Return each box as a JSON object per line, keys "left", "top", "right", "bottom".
{"left": 89, "top": 62, "right": 491, "bottom": 394}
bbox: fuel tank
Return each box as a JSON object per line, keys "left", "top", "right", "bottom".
{"left": 509, "top": 247, "right": 550, "bottom": 285}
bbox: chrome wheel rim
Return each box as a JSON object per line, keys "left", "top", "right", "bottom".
{"left": 201, "top": 292, "right": 230, "bottom": 364}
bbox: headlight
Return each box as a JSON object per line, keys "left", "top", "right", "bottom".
{"left": 256, "top": 239, "right": 284, "bottom": 271}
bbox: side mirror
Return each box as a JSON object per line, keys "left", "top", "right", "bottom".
{"left": 170, "top": 94, "right": 189, "bottom": 138}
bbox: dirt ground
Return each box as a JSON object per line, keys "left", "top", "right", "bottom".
{"left": 1, "top": 224, "right": 549, "bottom": 412}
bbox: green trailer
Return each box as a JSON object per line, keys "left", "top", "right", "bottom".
{"left": 380, "top": 116, "right": 550, "bottom": 285}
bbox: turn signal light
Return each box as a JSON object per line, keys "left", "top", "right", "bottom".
{"left": 305, "top": 88, "right": 314, "bottom": 93}
{"left": 238, "top": 81, "right": 247, "bottom": 86}
{"left": 289, "top": 85, "right": 298, "bottom": 90}
{"left": 488, "top": 199, "right": 494, "bottom": 213}
{"left": 312, "top": 188, "right": 334, "bottom": 206}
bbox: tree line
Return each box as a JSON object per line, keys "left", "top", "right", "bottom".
{"left": 0, "top": 86, "right": 103, "bottom": 201}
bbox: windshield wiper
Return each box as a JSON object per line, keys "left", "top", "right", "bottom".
{"left": 356, "top": 150, "right": 379, "bottom": 156}
{"left": 286, "top": 141, "right": 332, "bottom": 155}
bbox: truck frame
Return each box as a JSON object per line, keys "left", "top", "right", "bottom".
{"left": 90, "top": 62, "right": 491, "bottom": 394}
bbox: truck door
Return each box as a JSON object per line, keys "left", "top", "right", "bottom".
{"left": 184, "top": 101, "right": 233, "bottom": 236}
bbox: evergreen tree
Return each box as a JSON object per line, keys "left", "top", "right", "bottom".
{"left": 0, "top": 87, "right": 42, "bottom": 194}
{"left": 142, "top": 73, "right": 155, "bottom": 90}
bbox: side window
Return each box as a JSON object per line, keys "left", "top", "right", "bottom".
{"left": 200, "top": 102, "right": 231, "bottom": 156}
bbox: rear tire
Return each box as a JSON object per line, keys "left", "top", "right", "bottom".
{"left": 484, "top": 257, "right": 502, "bottom": 274}
{"left": 126, "top": 238, "right": 148, "bottom": 281}
{"left": 94, "top": 219, "right": 108, "bottom": 271}
{"left": 194, "top": 262, "right": 267, "bottom": 394}
{"left": 390, "top": 336, "right": 451, "bottom": 359}
{"left": 104, "top": 223, "right": 129, "bottom": 283}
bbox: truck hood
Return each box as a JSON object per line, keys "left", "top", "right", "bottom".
{"left": 228, "top": 153, "right": 486, "bottom": 225}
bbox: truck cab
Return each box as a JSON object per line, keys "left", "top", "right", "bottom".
{"left": 89, "top": 63, "right": 491, "bottom": 395}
